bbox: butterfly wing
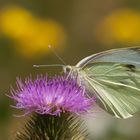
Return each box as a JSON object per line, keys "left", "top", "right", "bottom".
{"left": 76, "top": 47, "right": 140, "bottom": 118}
{"left": 76, "top": 47, "right": 140, "bottom": 68}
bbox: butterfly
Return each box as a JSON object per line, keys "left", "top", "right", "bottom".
{"left": 64, "top": 47, "right": 140, "bottom": 119}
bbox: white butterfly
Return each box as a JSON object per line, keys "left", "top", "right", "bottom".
{"left": 64, "top": 47, "right": 140, "bottom": 119}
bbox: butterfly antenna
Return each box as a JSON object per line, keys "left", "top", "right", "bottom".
{"left": 33, "top": 64, "right": 65, "bottom": 68}
{"left": 48, "top": 45, "right": 66, "bottom": 65}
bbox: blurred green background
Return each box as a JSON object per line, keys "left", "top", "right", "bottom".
{"left": 0, "top": 0, "right": 140, "bottom": 140}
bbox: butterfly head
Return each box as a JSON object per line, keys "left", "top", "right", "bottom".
{"left": 63, "top": 65, "right": 73, "bottom": 74}
{"left": 63, "top": 65, "right": 81, "bottom": 74}
{"left": 63, "top": 65, "right": 82, "bottom": 79}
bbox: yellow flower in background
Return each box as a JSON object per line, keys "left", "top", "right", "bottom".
{"left": 96, "top": 8, "right": 140, "bottom": 46}
{"left": 0, "top": 6, "right": 35, "bottom": 39}
{"left": 17, "top": 19, "right": 66, "bottom": 57}
{"left": 0, "top": 6, "right": 66, "bottom": 58}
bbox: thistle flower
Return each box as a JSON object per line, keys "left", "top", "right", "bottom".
{"left": 10, "top": 75, "right": 94, "bottom": 116}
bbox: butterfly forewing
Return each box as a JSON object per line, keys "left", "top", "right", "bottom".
{"left": 76, "top": 47, "right": 140, "bottom": 68}
{"left": 77, "top": 47, "right": 140, "bottom": 118}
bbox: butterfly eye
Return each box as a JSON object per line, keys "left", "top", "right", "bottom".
{"left": 63, "top": 65, "right": 72, "bottom": 74}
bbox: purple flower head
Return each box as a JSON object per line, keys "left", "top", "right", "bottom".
{"left": 10, "top": 75, "right": 94, "bottom": 116}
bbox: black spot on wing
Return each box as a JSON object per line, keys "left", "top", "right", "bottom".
{"left": 130, "top": 47, "right": 140, "bottom": 51}
{"left": 129, "top": 47, "right": 140, "bottom": 55}
{"left": 125, "top": 64, "right": 136, "bottom": 72}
